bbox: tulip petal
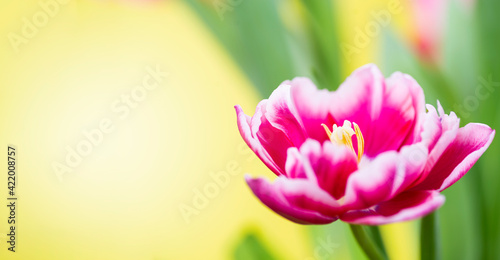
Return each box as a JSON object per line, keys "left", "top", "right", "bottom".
{"left": 285, "top": 147, "right": 316, "bottom": 181}
{"left": 394, "top": 143, "right": 429, "bottom": 193}
{"left": 393, "top": 72, "right": 426, "bottom": 146}
{"left": 370, "top": 73, "right": 416, "bottom": 153}
{"left": 331, "top": 64, "right": 416, "bottom": 157}
{"left": 256, "top": 113, "right": 296, "bottom": 176}
{"left": 246, "top": 176, "right": 338, "bottom": 224}
{"left": 290, "top": 140, "right": 358, "bottom": 199}
{"left": 340, "top": 190, "right": 445, "bottom": 225}
{"left": 265, "top": 83, "right": 308, "bottom": 146}
{"left": 289, "top": 77, "right": 336, "bottom": 142}
{"left": 236, "top": 104, "right": 285, "bottom": 176}
{"left": 417, "top": 104, "right": 442, "bottom": 150}
{"left": 342, "top": 151, "right": 400, "bottom": 210}
{"left": 342, "top": 143, "right": 428, "bottom": 211}
{"left": 413, "top": 103, "right": 460, "bottom": 185}
{"left": 412, "top": 123, "right": 495, "bottom": 191}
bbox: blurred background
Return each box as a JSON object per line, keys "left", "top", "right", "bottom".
{"left": 0, "top": 0, "right": 499, "bottom": 259}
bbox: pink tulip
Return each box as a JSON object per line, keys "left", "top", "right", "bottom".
{"left": 235, "top": 64, "right": 494, "bottom": 225}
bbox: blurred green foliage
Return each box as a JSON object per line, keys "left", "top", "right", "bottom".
{"left": 232, "top": 233, "right": 278, "bottom": 260}
{"left": 186, "top": 0, "right": 298, "bottom": 97}
{"left": 186, "top": 0, "right": 342, "bottom": 96}
{"left": 475, "top": 0, "right": 500, "bottom": 259}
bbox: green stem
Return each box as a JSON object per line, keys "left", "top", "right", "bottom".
{"left": 367, "top": 226, "right": 388, "bottom": 259}
{"left": 349, "top": 224, "right": 386, "bottom": 260}
{"left": 420, "top": 211, "right": 441, "bottom": 260}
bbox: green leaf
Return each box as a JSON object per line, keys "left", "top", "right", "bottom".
{"left": 232, "top": 232, "right": 278, "bottom": 260}
{"left": 298, "top": 0, "right": 341, "bottom": 90}
{"left": 475, "top": 0, "right": 500, "bottom": 258}
{"left": 420, "top": 211, "right": 441, "bottom": 260}
{"left": 185, "top": 0, "right": 297, "bottom": 97}
{"left": 442, "top": 1, "right": 478, "bottom": 109}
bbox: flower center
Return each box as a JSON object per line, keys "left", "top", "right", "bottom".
{"left": 322, "top": 120, "right": 365, "bottom": 162}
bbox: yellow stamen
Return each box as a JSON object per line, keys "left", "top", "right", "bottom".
{"left": 353, "top": 122, "right": 364, "bottom": 162}
{"left": 322, "top": 120, "right": 365, "bottom": 162}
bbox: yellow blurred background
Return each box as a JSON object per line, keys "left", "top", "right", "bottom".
{"left": 0, "top": 0, "right": 419, "bottom": 259}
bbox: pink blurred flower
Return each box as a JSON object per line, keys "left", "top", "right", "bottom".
{"left": 411, "top": 0, "right": 474, "bottom": 63}
{"left": 235, "top": 64, "right": 494, "bottom": 225}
